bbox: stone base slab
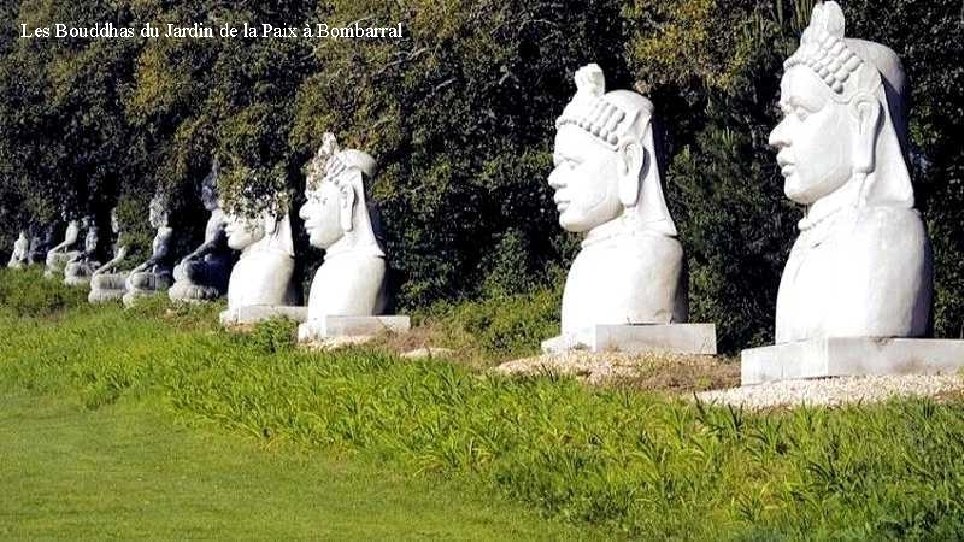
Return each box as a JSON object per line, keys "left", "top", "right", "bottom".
{"left": 88, "top": 289, "right": 125, "bottom": 303}
{"left": 219, "top": 306, "right": 308, "bottom": 326}
{"left": 542, "top": 324, "right": 717, "bottom": 355}
{"left": 741, "top": 338, "right": 964, "bottom": 386}
{"left": 298, "top": 315, "right": 411, "bottom": 343}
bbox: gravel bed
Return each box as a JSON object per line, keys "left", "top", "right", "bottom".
{"left": 495, "top": 352, "right": 739, "bottom": 390}
{"left": 697, "top": 374, "right": 964, "bottom": 409}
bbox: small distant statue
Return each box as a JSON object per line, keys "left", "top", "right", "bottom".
{"left": 64, "top": 216, "right": 102, "bottom": 286}
{"left": 44, "top": 218, "right": 83, "bottom": 278}
{"left": 123, "top": 193, "right": 175, "bottom": 306}
{"left": 169, "top": 158, "right": 233, "bottom": 302}
{"left": 7, "top": 230, "right": 29, "bottom": 268}
{"left": 298, "top": 133, "right": 408, "bottom": 341}
{"left": 219, "top": 197, "right": 301, "bottom": 324}
{"left": 89, "top": 208, "right": 130, "bottom": 303}
{"left": 769, "top": 1, "right": 931, "bottom": 342}
{"left": 29, "top": 221, "right": 61, "bottom": 265}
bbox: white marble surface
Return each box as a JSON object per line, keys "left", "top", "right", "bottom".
{"left": 768, "top": 1, "right": 931, "bottom": 343}
{"left": 546, "top": 64, "right": 687, "bottom": 349}
{"left": 742, "top": 338, "right": 964, "bottom": 385}
{"left": 7, "top": 231, "right": 28, "bottom": 268}
{"left": 299, "top": 133, "right": 391, "bottom": 334}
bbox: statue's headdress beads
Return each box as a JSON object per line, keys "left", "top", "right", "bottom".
{"left": 555, "top": 64, "right": 636, "bottom": 148}
{"left": 784, "top": 1, "right": 864, "bottom": 94}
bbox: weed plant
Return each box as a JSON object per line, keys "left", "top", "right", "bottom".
{"left": 1, "top": 272, "right": 962, "bottom": 539}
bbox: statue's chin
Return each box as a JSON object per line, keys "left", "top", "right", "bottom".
{"left": 783, "top": 178, "right": 817, "bottom": 205}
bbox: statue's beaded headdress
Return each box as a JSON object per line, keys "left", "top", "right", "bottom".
{"left": 306, "top": 132, "right": 375, "bottom": 191}
{"left": 783, "top": 1, "right": 870, "bottom": 96}
{"left": 555, "top": 65, "right": 650, "bottom": 150}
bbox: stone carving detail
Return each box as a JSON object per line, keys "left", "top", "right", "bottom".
{"left": 7, "top": 230, "right": 29, "bottom": 268}
{"left": 219, "top": 199, "right": 299, "bottom": 322}
{"left": 169, "top": 159, "right": 233, "bottom": 302}
{"left": 298, "top": 133, "right": 394, "bottom": 340}
{"left": 29, "top": 221, "right": 61, "bottom": 265}
{"left": 44, "top": 219, "right": 82, "bottom": 278}
{"left": 545, "top": 64, "right": 687, "bottom": 347}
{"left": 89, "top": 208, "right": 130, "bottom": 303}
{"left": 64, "top": 216, "right": 102, "bottom": 286}
{"left": 769, "top": 1, "right": 931, "bottom": 343}
{"left": 124, "top": 193, "right": 174, "bottom": 306}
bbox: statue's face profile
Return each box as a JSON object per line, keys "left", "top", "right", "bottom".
{"left": 201, "top": 181, "right": 218, "bottom": 211}
{"left": 65, "top": 220, "right": 79, "bottom": 240}
{"left": 300, "top": 181, "right": 343, "bottom": 248}
{"left": 770, "top": 66, "right": 856, "bottom": 204}
{"left": 223, "top": 212, "right": 265, "bottom": 251}
{"left": 85, "top": 228, "right": 98, "bottom": 252}
{"left": 548, "top": 126, "right": 623, "bottom": 233}
{"left": 148, "top": 199, "right": 166, "bottom": 228}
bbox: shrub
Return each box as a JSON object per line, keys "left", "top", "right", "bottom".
{"left": 0, "top": 267, "right": 87, "bottom": 318}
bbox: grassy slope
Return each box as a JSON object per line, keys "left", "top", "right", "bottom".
{"left": 0, "top": 393, "right": 602, "bottom": 540}
{"left": 1, "top": 269, "right": 963, "bottom": 540}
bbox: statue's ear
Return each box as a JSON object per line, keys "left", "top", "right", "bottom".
{"left": 852, "top": 95, "right": 881, "bottom": 174}
{"left": 339, "top": 179, "right": 356, "bottom": 232}
{"left": 618, "top": 141, "right": 644, "bottom": 207}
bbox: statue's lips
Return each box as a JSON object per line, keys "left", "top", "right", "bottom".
{"left": 776, "top": 153, "right": 795, "bottom": 178}
{"left": 552, "top": 191, "right": 570, "bottom": 212}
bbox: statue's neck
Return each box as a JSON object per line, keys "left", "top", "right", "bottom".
{"left": 799, "top": 173, "right": 868, "bottom": 231}
{"left": 325, "top": 211, "right": 384, "bottom": 261}
{"left": 582, "top": 210, "right": 666, "bottom": 249}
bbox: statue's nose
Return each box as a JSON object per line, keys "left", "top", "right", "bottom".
{"left": 547, "top": 168, "right": 565, "bottom": 190}
{"left": 769, "top": 121, "right": 790, "bottom": 149}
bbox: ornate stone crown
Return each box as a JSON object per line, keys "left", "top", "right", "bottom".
{"left": 783, "top": 1, "right": 866, "bottom": 95}
{"left": 555, "top": 64, "right": 648, "bottom": 150}
{"left": 307, "top": 132, "right": 375, "bottom": 189}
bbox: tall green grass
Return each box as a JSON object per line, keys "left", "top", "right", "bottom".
{"left": 1, "top": 270, "right": 962, "bottom": 539}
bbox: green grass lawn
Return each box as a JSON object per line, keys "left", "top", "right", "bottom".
{"left": 1, "top": 269, "right": 963, "bottom": 540}
{"left": 0, "top": 392, "right": 603, "bottom": 540}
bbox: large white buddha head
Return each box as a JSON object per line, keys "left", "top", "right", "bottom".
{"left": 300, "top": 132, "right": 382, "bottom": 255}
{"left": 548, "top": 64, "right": 676, "bottom": 236}
{"left": 769, "top": 1, "right": 912, "bottom": 209}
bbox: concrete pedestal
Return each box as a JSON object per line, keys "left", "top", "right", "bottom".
{"left": 742, "top": 338, "right": 964, "bottom": 386}
{"left": 220, "top": 306, "right": 307, "bottom": 326}
{"left": 542, "top": 324, "right": 717, "bottom": 355}
{"left": 88, "top": 289, "right": 125, "bottom": 303}
{"left": 298, "top": 315, "right": 411, "bottom": 343}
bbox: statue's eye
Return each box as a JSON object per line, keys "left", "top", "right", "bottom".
{"left": 794, "top": 107, "right": 809, "bottom": 121}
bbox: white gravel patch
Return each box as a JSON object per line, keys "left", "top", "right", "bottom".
{"left": 697, "top": 374, "right": 964, "bottom": 409}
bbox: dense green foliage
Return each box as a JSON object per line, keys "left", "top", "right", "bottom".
{"left": 2, "top": 271, "right": 963, "bottom": 539}
{"left": 1, "top": 1, "right": 962, "bottom": 350}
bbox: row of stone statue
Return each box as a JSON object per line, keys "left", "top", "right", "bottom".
{"left": 8, "top": 132, "right": 399, "bottom": 342}
{"left": 8, "top": 2, "right": 964, "bottom": 382}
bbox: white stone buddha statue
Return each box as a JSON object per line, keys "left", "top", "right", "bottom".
{"left": 7, "top": 230, "right": 29, "bottom": 268}
{"left": 64, "top": 216, "right": 102, "bottom": 286}
{"left": 298, "top": 133, "right": 388, "bottom": 338}
{"left": 546, "top": 64, "right": 687, "bottom": 347}
{"left": 124, "top": 193, "right": 175, "bottom": 306}
{"left": 44, "top": 218, "right": 82, "bottom": 277}
{"left": 769, "top": 1, "right": 932, "bottom": 343}
{"left": 222, "top": 201, "right": 299, "bottom": 312}
{"left": 89, "top": 208, "right": 130, "bottom": 302}
{"left": 169, "top": 159, "right": 233, "bottom": 302}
